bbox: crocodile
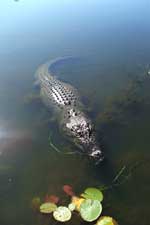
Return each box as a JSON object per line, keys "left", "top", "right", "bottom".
{"left": 35, "top": 57, "right": 104, "bottom": 164}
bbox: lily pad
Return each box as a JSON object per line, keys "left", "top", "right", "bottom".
{"left": 80, "top": 199, "right": 102, "bottom": 222}
{"left": 40, "top": 202, "right": 57, "bottom": 214}
{"left": 96, "top": 216, "right": 118, "bottom": 225}
{"left": 81, "top": 187, "right": 103, "bottom": 202}
{"left": 68, "top": 203, "right": 76, "bottom": 211}
{"left": 53, "top": 206, "right": 72, "bottom": 222}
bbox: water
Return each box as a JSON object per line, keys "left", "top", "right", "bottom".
{"left": 0, "top": 0, "right": 150, "bottom": 225}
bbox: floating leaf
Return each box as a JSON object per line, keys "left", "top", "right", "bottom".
{"left": 80, "top": 199, "right": 102, "bottom": 222}
{"left": 81, "top": 187, "right": 103, "bottom": 202}
{"left": 68, "top": 203, "right": 76, "bottom": 211}
{"left": 40, "top": 202, "right": 57, "bottom": 214}
{"left": 71, "top": 196, "right": 85, "bottom": 211}
{"left": 96, "top": 216, "right": 118, "bottom": 225}
{"left": 53, "top": 206, "right": 72, "bottom": 222}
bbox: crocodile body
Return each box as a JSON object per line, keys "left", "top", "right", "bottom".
{"left": 35, "top": 57, "right": 104, "bottom": 163}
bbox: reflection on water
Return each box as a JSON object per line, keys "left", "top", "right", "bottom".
{"left": 0, "top": 126, "right": 8, "bottom": 141}
{"left": 0, "top": 0, "right": 150, "bottom": 225}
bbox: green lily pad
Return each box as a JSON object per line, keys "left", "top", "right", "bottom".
{"left": 53, "top": 206, "right": 72, "bottom": 222}
{"left": 68, "top": 203, "right": 76, "bottom": 211}
{"left": 96, "top": 216, "right": 118, "bottom": 225}
{"left": 40, "top": 202, "right": 57, "bottom": 214}
{"left": 80, "top": 199, "right": 102, "bottom": 222}
{"left": 81, "top": 187, "right": 103, "bottom": 202}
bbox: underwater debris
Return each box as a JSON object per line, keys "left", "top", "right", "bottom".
{"left": 44, "top": 194, "right": 59, "bottom": 204}
{"left": 31, "top": 197, "right": 41, "bottom": 210}
{"left": 48, "top": 135, "right": 61, "bottom": 153}
{"left": 49, "top": 135, "right": 77, "bottom": 155}
{"left": 63, "top": 184, "right": 75, "bottom": 196}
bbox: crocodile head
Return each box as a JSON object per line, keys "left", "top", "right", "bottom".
{"left": 66, "top": 108, "right": 104, "bottom": 164}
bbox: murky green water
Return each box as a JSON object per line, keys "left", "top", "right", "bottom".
{"left": 0, "top": 1, "right": 150, "bottom": 225}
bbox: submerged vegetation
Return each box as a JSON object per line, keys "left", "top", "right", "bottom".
{"left": 31, "top": 185, "right": 118, "bottom": 224}
{"left": 96, "top": 74, "right": 150, "bottom": 127}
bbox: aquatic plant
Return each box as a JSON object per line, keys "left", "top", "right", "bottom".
{"left": 40, "top": 202, "right": 57, "bottom": 214}
{"left": 96, "top": 74, "right": 150, "bottom": 127}
{"left": 96, "top": 216, "right": 118, "bottom": 225}
{"left": 31, "top": 159, "right": 145, "bottom": 223}
{"left": 53, "top": 206, "right": 72, "bottom": 222}
{"left": 68, "top": 203, "right": 76, "bottom": 211}
{"left": 71, "top": 196, "right": 85, "bottom": 211}
{"left": 81, "top": 187, "right": 103, "bottom": 202}
{"left": 36, "top": 186, "right": 118, "bottom": 224}
{"left": 80, "top": 199, "right": 102, "bottom": 222}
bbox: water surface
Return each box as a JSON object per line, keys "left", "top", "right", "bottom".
{"left": 0, "top": 1, "right": 150, "bottom": 225}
